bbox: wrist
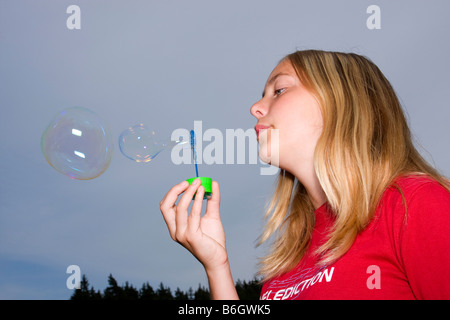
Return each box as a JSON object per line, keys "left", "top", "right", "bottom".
{"left": 205, "top": 259, "right": 231, "bottom": 278}
{"left": 204, "top": 260, "right": 239, "bottom": 300}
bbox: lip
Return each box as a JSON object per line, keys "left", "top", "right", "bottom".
{"left": 254, "top": 124, "right": 271, "bottom": 140}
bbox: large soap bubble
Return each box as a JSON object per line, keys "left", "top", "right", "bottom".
{"left": 41, "top": 107, "right": 113, "bottom": 180}
{"left": 118, "top": 124, "right": 185, "bottom": 163}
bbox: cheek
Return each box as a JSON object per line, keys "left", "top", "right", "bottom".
{"left": 297, "top": 99, "right": 323, "bottom": 138}
{"left": 281, "top": 104, "right": 323, "bottom": 153}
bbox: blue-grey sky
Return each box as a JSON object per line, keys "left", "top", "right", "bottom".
{"left": 0, "top": 0, "right": 449, "bottom": 299}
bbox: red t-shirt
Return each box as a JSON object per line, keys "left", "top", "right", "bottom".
{"left": 260, "top": 175, "right": 450, "bottom": 300}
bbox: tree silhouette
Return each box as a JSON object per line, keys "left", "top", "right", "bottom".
{"left": 139, "top": 282, "right": 156, "bottom": 300}
{"left": 174, "top": 287, "right": 188, "bottom": 300}
{"left": 70, "top": 274, "right": 262, "bottom": 300}
{"left": 103, "top": 274, "right": 124, "bottom": 300}
{"left": 235, "top": 278, "right": 263, "bottom": 300}
{"left": 122, "top": 281, "right": 139, "bottom": 300}
{"left": 194, "top": 283, "right": 210, "bottom": 300}
{"left": 155, "top": 282, "right": 173, "bottom": 300}
{"left": 186, "top": 287, "right": 194, "bottom": 300}
{"left": 70, "top": 274, "right": 102, "bottom": 300}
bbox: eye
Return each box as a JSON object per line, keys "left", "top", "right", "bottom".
{"left": 274, "top": 88, "right": 286, "bottom": 96}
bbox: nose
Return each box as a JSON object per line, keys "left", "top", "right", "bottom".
{"left": 250, "top": 99, "right": 266, "bottom": 119}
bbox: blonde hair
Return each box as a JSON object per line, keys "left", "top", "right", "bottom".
{"left": 258, "top": 50, "right": 449, "bottom": 281}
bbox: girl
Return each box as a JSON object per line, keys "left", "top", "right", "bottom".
{"left": 159, "top": 50, "right": 450, "bottom": 300}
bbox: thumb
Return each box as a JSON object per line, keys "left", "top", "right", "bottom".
{"left": 205, "top": 181, "right": 221, "bottom": 218}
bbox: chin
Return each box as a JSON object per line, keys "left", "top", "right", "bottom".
{"left": 258, "top": 146, "right": 270, "bottom": 163}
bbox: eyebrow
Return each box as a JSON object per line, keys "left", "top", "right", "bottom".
{"left": 261, "top": 72, "right": 294, "bottom": 98}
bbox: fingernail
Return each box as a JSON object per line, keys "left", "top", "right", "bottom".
{"left": 193, "top": 178, "right": 201, "bottom": 185}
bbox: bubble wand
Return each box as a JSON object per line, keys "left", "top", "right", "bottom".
{"left": 116, "top": 123, "right": 211, "bottom": 199}
{"left": 190, "top": 130, "right": 199, "bottom": 178}
{"left": 186, "top": 129, "right": 212, "bottom": 199}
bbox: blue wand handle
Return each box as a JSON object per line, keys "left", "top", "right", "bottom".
{"left": 190, "top": 130, "right": 199, "bottom": 178}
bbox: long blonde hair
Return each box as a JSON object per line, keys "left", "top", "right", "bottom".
{"left": 258, "top": 50, "right": 449, "bottom": 281}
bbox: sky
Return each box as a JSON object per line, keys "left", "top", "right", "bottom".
{"left": 0, "top": 0, "right": 449, "bottom": 299}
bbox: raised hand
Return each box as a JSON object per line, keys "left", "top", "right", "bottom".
{"left": 159, "top": 179, "right": 228, "bottom": 272}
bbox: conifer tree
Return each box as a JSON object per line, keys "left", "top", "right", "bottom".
{"left": 174, "top": 287, "right": 189, "bottom": 300}
{"left": 139, "top": 282, "right": 156, "bottom": 300}
{"left": 155, "top": 282, "right": 173, "bottom": 300}
{"left": 103, "top": 274, "right": 123, "bottom": 300}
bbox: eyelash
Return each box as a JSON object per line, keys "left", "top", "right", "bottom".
{"left": 274, "top": 88, "right": 286, "bottom": 96}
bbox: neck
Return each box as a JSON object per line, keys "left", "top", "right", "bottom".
{"left": 290, "top": 165, "right": 327, "bottom": 210}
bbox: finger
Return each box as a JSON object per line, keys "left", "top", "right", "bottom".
{"left": 175, "top": 178, "right": 201, "bottom": 236}
{"left": 205, "top": 181, "right": 221, "bottom": 219}
{"left": 177, "top": 178, "right": 201, "bottom": 211}
{"left": 160, "top": 180, "right": 189, "bottom": 213}
{"left": 188, "top": 185, "right": 205, "bottom": 235}
{"left": 160, "top": 181, "right": 189, "bottom": 239}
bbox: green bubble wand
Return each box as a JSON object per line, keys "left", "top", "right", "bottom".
{"left": 186, "top": 130, "right": 212, "bottom": 199}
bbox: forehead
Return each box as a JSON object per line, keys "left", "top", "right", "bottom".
{"left": 265, "top": 60, "right": 297, "bottom": 86}
{"left": 261, "top": 60, "right": 298, "bottom": 98}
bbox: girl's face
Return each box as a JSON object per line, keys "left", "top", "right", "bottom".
{"left": 250, "top": 60, "right": 323, "bottom": 174}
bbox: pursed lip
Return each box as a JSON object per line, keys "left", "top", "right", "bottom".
{"left": 254, "top": 124, "right": 271, "bottom": 140}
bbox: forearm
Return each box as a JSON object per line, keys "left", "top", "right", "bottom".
{"left": 206, "top": 262, "right": 239, "bottom": 300}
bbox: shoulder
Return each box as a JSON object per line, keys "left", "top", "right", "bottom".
{"left": 392, "top": 173, "right": 448, "bottom": 193}
{"left": 378, "top": 173, "right": 450, "bottom": 251}
{"left": 373, "top": 174, "right": 450, "bottom": 238}
{"left": 385, "top": 174, "right": 450, "bottom": 299}
{"left": 384, "top": 174, "right": 450, "bottom": 209}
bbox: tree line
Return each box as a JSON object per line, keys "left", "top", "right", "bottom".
{"left": 70, "top": 274, "right": 262, "bottom": 300}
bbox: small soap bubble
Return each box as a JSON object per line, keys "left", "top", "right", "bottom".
{"left": 119, "top": 124, "right": 185, "bottom": 163}
{"left": 41, "top": 107, "right": 113, "bottom": 180}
